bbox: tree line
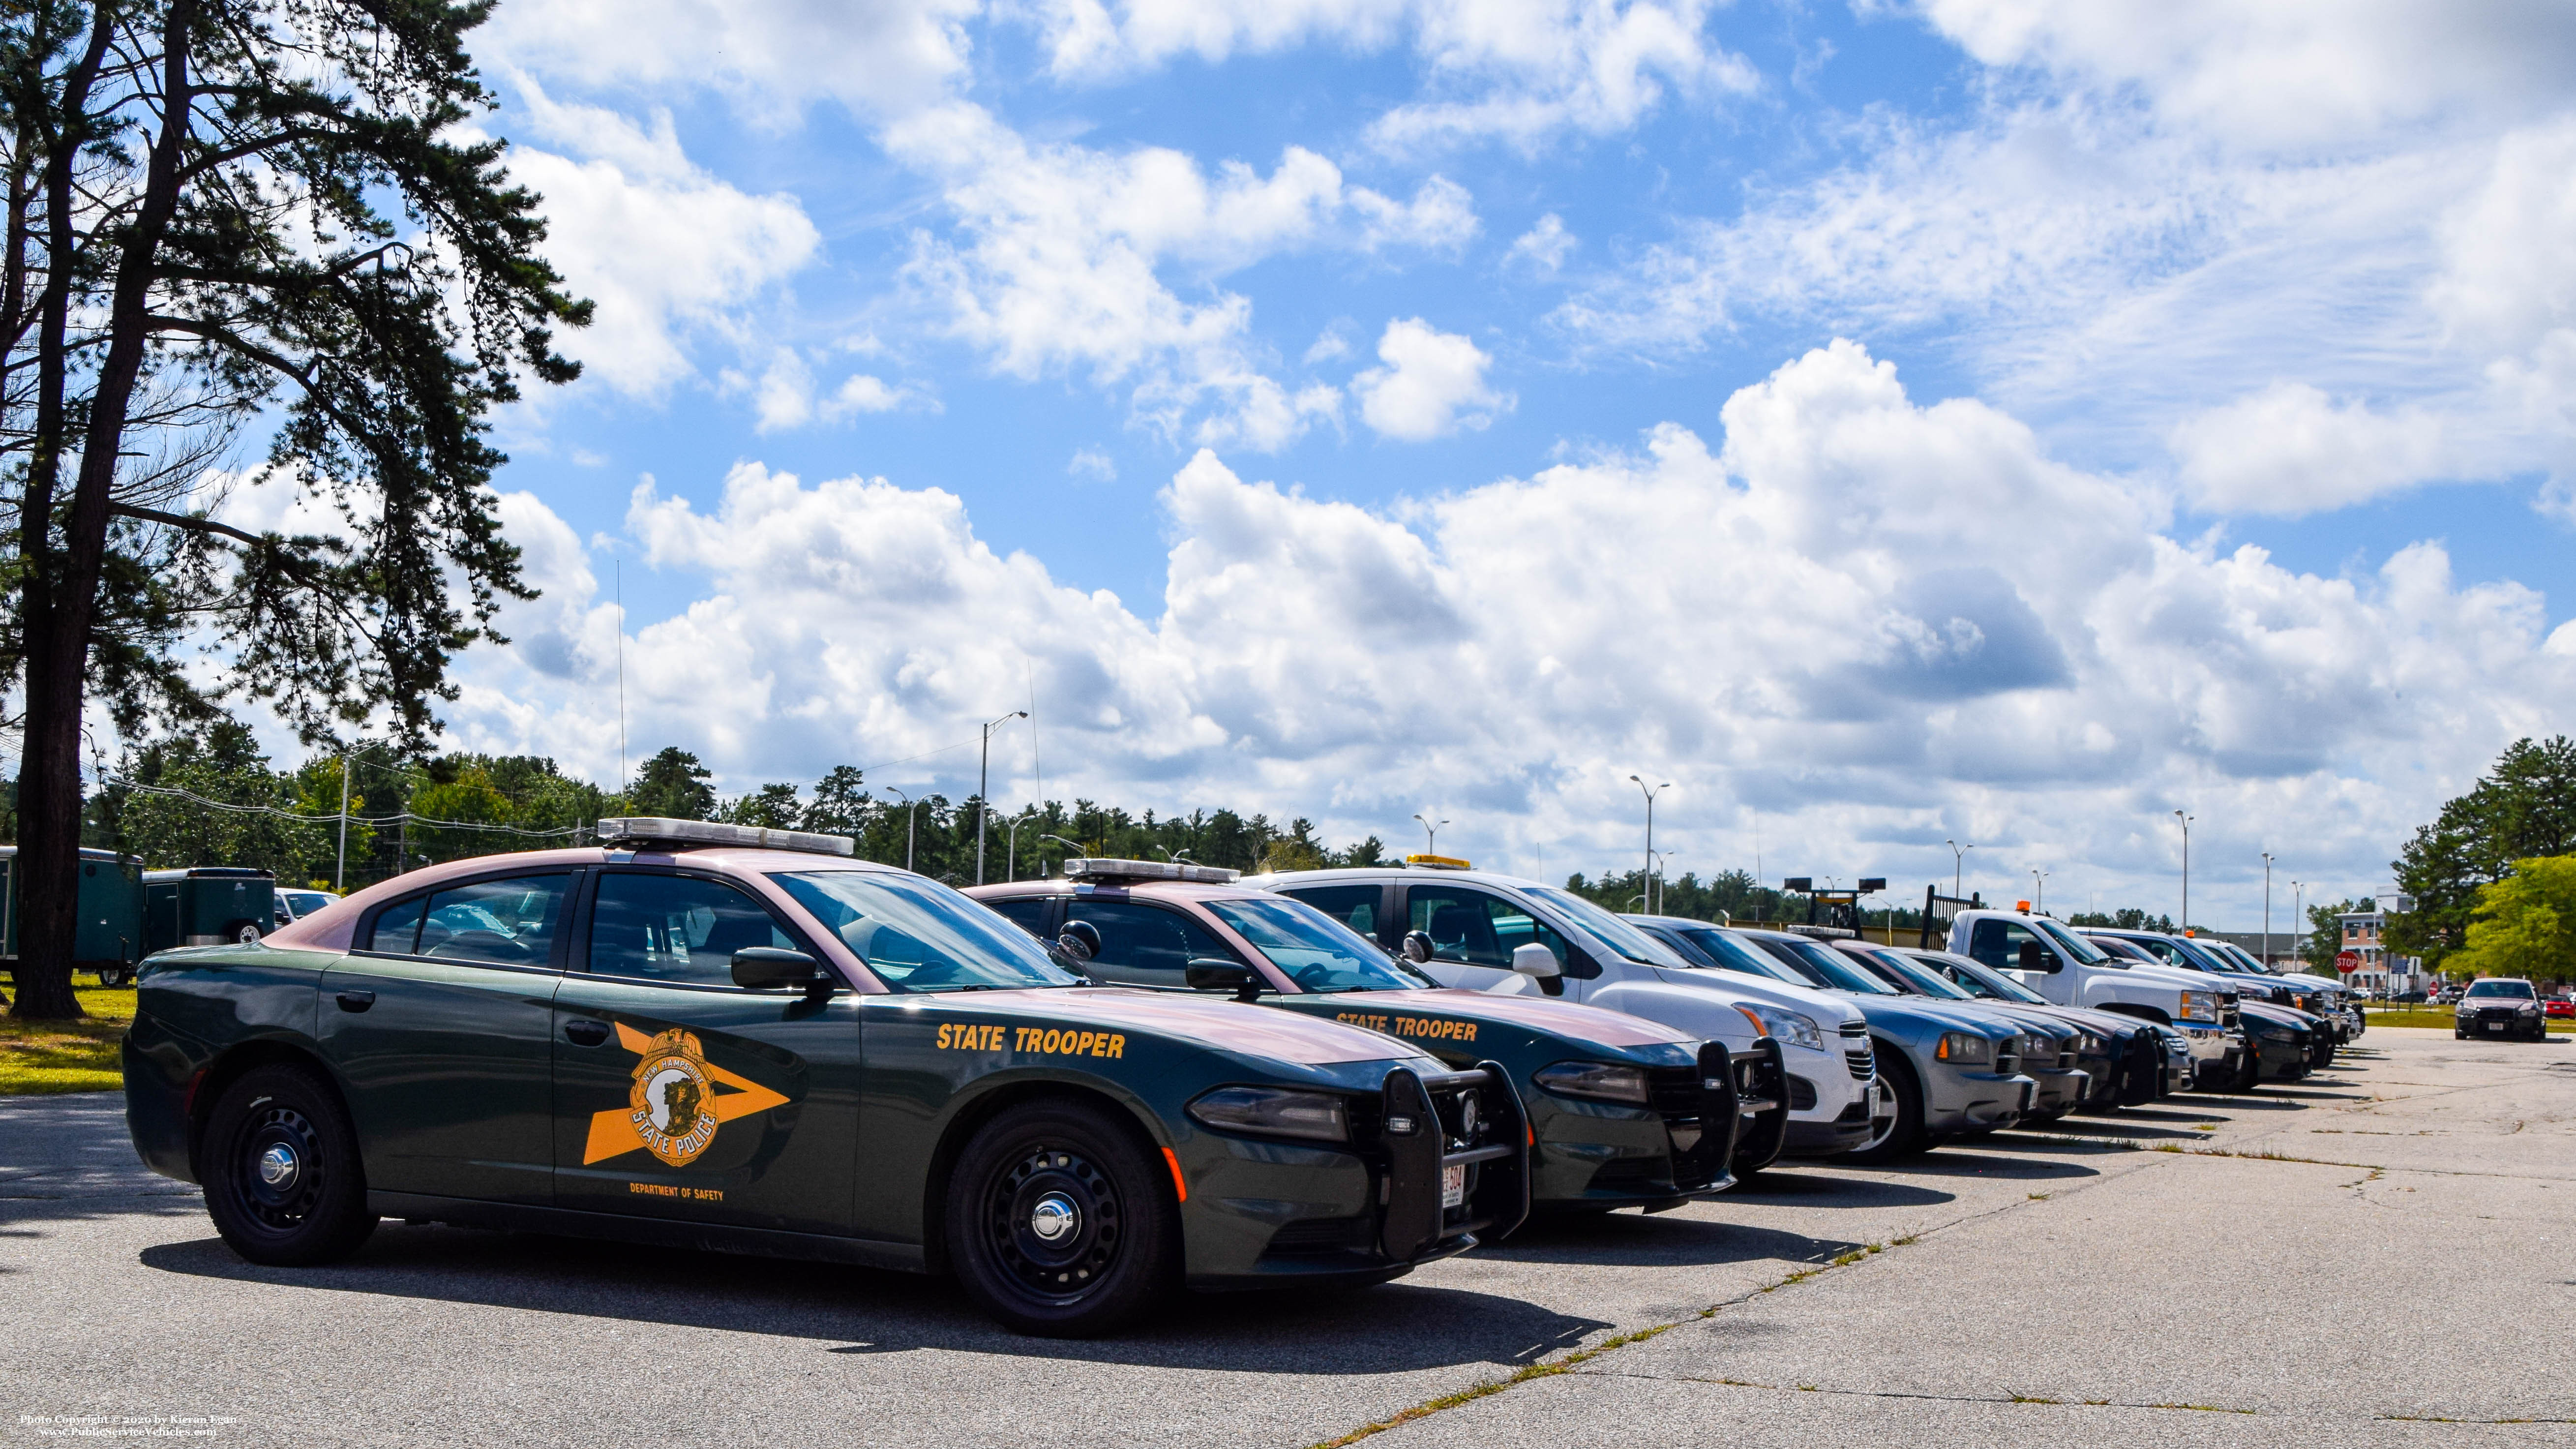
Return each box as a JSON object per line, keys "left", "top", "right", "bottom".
{"left": 2385, "top": 736, "right": 2576, "bottom": 988}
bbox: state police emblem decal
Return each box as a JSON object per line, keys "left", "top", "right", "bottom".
{"left": 629, "top": 1027, "right": 721, "bottom": 1166}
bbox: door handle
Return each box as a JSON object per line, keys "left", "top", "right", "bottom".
{"left": 564, "top": 1019, "right": 611, "bottom": 1047}
{"left": 335, "top": 990, "right": 376, "bottom": 1013}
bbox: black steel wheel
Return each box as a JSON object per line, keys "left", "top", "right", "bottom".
{"left": 945, "top": 1100, "right": 1175, "bottom": 1337}
{"left": 201, "top": 1064, "right": 377, "bottom": 1266}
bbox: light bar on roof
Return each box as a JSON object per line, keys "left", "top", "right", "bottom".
{"left": 1060, "top": 857, "right": 1240, "bottom": 884}
{"left": 595, "top": 817, "right": 855, "bottom": 856}
{"left": 1404, "top": 854, "right": 1472, "bottom": 871}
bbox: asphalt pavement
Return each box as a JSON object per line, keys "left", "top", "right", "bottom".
{"left": 2, "top": 1029, "right": 2568, "bottom": 1447}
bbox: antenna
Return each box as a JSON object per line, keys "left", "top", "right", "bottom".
{"left": 614, "top": 559, "right": 628, "bottom": 793}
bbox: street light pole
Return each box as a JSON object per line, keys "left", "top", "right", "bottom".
{"left": 1629, "top": 776, "right": 1670, "bottom": 914}
{"left": 2173, "top": 810, "right": 2193, "bottom": 931}
{"left": 1007, "top": 809, "right": 1037, "bottom": 882}
{"left": 2262, "top": 852, "right": 2275, "bottom": 967}
{"left": 883, "top": 785, "right": 916, "bottom": 873}
{"left": 2030, "top": 868, "right": 2048, "bottom": 914}
{"left": 1412, "top": 813, "right": 1448, "bottom": 857}
{"left": 1040, "top": 833, "right": 1086, "bottom": 878}
{"left": 1946, "top": 839, "right": 1972, "bottom": 900}
{"left": 977, "top": 711, "right": 1028, "bottom": 885}
{"left": 2291, "top": 880, "right": 2305, "bottom": 969}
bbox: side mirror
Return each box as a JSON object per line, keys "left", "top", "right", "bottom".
{"left": 732, "top": 946, "right": 825, "bottom": 991}
{"left": 2016, "top": 941, "right": 2060, "bottom": 973}
{"left": 1056, "top": 920, "right": 1102, "bottom": 962}
{"left": 1185, "top": 958, "right": 1263, "bottom": 1001}
{"left": 1401, "top": 930, "right": 1436, "bottom": 964}
{"left": 1510, "top": 942, "right": 1561, "bottom": 979}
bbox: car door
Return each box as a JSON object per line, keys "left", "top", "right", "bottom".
{"left": 1060, "top": 897, "right": 1239, "bottom": 988}
{"left": 550, "top": 867, "right": 863, "bottom": 1236}
{"left": 319, "top": 871, "right": 574, "bottom": 1205}
{"left": 1396, "top": 883, "right": 1577, "bottom": 996}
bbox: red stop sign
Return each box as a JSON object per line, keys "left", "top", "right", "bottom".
{"left": 2335, "top": 951, "right": 2361, "bottom": 973}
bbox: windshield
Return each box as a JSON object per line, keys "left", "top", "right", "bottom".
{"left": 1863, "top": 949, "right": 1977, "bottom": 1000}
{"left": 1204, "top": 896, "right": 1435, "bottom": 992}
{"left": 1670, "top": 925, "right": 1803, "bottom": 982}
{"left": 1917, "top": 950, "right": 2051, "bottom": 1005}
{"left": 2029, "top": 917, "right": 2112, "bottom": 965}
{"left": 1527, "top": 886, "right": 1690, "bottom": 966}
{"left": 1760, "top": 936, "right": 1900, "bottom": 995}
{"left": 283, "top": 892, "right": 335, "bottom": 916}
{"left": 771, "top": 871, "right": 1083, "bottom": 992}
{"left": 2464, "top": 979, "right": 2535, "bottom": 999}
{"left": 2217, "top": 943, "right": 2277, "bottom": 975}
{"left": 2167, "top": 936, "right": 2244, "bottom": 973}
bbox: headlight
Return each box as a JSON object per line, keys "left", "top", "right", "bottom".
{"left": 2178, "top": 991, "right": 2217, "bottom": 1021}
{"left": 1736, "top": 1003, "right": 1825, "bottom": 1051}
{"left": 1533, "top": 1060, "right": 1653, "bottom": 1104}
{"left": 2519, "top": 1003, "right": 2540, "bottom": 1015}
{"left": 1187, "top": 1086, "right": 1350, "bottom": 1142}
{"left": 2079, "top": 1034, "right": 2105, "bottom": 1054}
{"left": 1934, "top": 1032, "right": 1992, "bottom": 1064}
{"left": 2257, "top": 1026, "right": 2297, "bottom": 1043}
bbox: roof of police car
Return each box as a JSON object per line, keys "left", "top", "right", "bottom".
{"left": 261, "top": 845, "right": 909, "bottom": 953}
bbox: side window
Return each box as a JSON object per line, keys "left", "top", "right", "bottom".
{"left": 1280, "top": 884, "right": 1380, "bottom": 941}
{"left": 372, "top": 875, "right": 570, "bottom": 966}
{"left": 983, "top": 897, "right": 1057, "bottom": 940}
{"left": 588, "top": 873, "right": 796, "bottom": 987}
{"left": 1968, "top": 918, "right": 2041, "bottom": 971}
{"left": 1405, "top": 887, "right": 1569, "bottom": 969}
{"left": 366, "top": 894, "right": 428, "bottom": 954}
{"left": 1063, "top": 900, "right": 1233, "bottom": 988}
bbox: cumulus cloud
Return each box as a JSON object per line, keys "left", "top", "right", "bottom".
{"left": 448, "top": 341, "right": 2576, "bottom": 914}
{"left": 2169, "top": 384, "right": 2454, "bottom": 516}
{"left": 1354, "top": 318, "right": 1510, "bottom": 440}
{"left": 735, "top": 350, "right": 928, "bottom": 432}
{"left": 502, "top": 83, "right": 821, "bottom": 396}
{"left": 1505, "top": 213, "right": 1577, "bottom": 272}
{"left": 888, "top": 103, "right": 1469, "bottom": 448}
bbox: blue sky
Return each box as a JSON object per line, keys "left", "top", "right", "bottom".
{"left": 219, "top": 0, "right": 2576, "bottom": 926}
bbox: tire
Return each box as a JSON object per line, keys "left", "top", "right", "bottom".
{"left": 1836, "top": 1049, "right": 1926, "bottom": 1166}
{"left": 944, "top": 1099, "right": 1177, "bottom": 1337}
{"left": 224, "top": 920, "right": 264, "bottom": 946}
{"left": 201, "top": 1064, "right": 378, "bottom": 1266}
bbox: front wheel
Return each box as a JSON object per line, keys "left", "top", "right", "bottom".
{"left": 945, "top": 1100, "right": 1176, "bottom": 1337}
{"left": 201, "top": 1064, "right": 378, "bottom": 1266}
{"left": 1837, "top": 1052, "right": 1926, "bottom": 1165}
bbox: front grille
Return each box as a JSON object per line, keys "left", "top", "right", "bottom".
{"left": 1787, "top": 1074, "right": 1819, "bottom": 1111}
{"left": 1262, "top": 1215, "right": 1370, "bottom": 1258}
{"left": 1644, "top": 1060, "right": 1727, "bottom": 1192}
{"left": 1839, "top": 1022, "right": 1875, "bottom": 1081}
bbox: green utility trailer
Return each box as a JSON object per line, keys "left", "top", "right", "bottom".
{"left": 0, "top": 846, "right": 147, "bottom": 987}
{"left": 142, "top": 868, "right": 275, "bottom": 961}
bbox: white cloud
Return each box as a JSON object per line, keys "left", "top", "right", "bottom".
{"left": 888, "top": 103, "right": 1468, "bottom": 449}
{"left": 1354, "top": 318, "right": 1509, "bottom": 440}
{"left": 1069, "top": 446, "right": 1119, "bottom": 482}
{"left": 1910, "top": 0, "right": 2576, "bottom": 150}
{"left": 502, "top": 83, "right": 820, "bottom": 396}
{"left": 1505, "top": 212, "right": 1577, "bottom": 272}
{"left": 450, "top": 340, "right": 2576, "bottom": 915}
{"left": 735, "top": 351, "right": 929, "bottom": 433}
{"left": 483, "top": 0, "right": 979, "bottom": 124}
{"left": 2168, "top": 384, "right": 2453, "bottom": 516}
{"left": 1368, "top": 0, "right": 1759, "bottom": 153}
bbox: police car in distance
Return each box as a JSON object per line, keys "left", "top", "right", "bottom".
{"left": 121, "top": 820, "right": 1529, "bottom": 1337}
{"left": 969, "top": 859, "right": 1784, "bottom": 1217}
{"left": 1244, "top": 860, "right": 1876, "bottom": 1170}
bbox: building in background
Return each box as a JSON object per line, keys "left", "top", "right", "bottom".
{"left": 2338, "top": 893, "right": 2420, "bottom": 996}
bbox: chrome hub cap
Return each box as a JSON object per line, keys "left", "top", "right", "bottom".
{"left": 1028, "top": 1192, "right": 1079, "bottom": 1243}
{"left": 257, "top": 1143, "right": 300, "bottom": 1189}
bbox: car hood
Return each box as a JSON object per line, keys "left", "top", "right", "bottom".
{"left": 1310, "top": 987, "right": 1699, "bottom": 1049}
{"left": 931, "top": 987, "right": 1445, "bottom": 1066}
{"left": 1645, "top": 966, "right": 1864, "bottom": 1028}
{"left": 2005, "top": 1003, "right": 2145, "bottom": 1038}
{"left": 1843, "top": 994, "right": 2008, "bottom": 1038}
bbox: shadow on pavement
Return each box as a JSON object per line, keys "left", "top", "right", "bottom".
{"left": 139, "top": 1226, "right": 1604, "bottom": 1372}
{"left": 1727, "top": 1170, "right": 1956, "bottom": 1209}
{"left": 1864, "top": 1150, "right": 2104, "bottom": 1182}
{"left": 1478, "top": 1211, "right": 1875, "bottom": 1269}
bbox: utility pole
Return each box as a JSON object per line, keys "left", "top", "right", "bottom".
{"left": 1946, "top": 839, "right": 1972, "bottom": 899}
{"left": 977, "top": 711, "right": 1027, "bottom": 885}
{"left": 1629, "top": 776, "right": 1669, "bottom": 913}
{"left": 2173, "top": 810, "right": 2193, "bottom": 931}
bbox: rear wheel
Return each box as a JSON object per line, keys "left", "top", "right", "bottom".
{"left": 1836, "top": 1052, "right": 1925, "bottom": 1165}
{"left": 223, "top": 920, "right": 263, "bottom": 945}
{"left": 945, "top": 1100, "right": 1176, "bottom": 1337}
{"left": 201, "top": 1064, "right": 378, "bottom": 1266}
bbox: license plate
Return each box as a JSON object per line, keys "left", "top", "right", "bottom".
{"left": 2487, "top": 1022, "right": 2506, "bottom": 1032}
{"left": 1441, "top": 1163, "right": 1466, "bottom": 1208}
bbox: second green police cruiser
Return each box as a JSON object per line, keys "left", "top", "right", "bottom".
{"left": 120, "top": 820, "right": 1529, "bottom": 1338}
{"left": 970, "top": 859, "right": 1787, "bottom": 1217}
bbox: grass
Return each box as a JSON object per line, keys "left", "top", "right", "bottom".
{"left": 2365, "top": 1006, "right": 2574, "bottom": 1034}
{"left": 0, "top": 985, "right": 133, "bottom": 1095}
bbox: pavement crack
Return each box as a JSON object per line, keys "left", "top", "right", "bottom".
{"left": 1570, "top": 1368, "right": 2261, "bottom": 1416}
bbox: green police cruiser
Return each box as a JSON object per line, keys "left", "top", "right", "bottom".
{"left": 120, "top": 820, "right": 1529, "bottom": 1337}
{"left": 970, "top": 859, "right": 1787, "bottom": 1215}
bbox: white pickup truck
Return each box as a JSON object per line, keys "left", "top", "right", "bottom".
{"left": 1945, "top": 908, "right": 2247, "bottom": 1089}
